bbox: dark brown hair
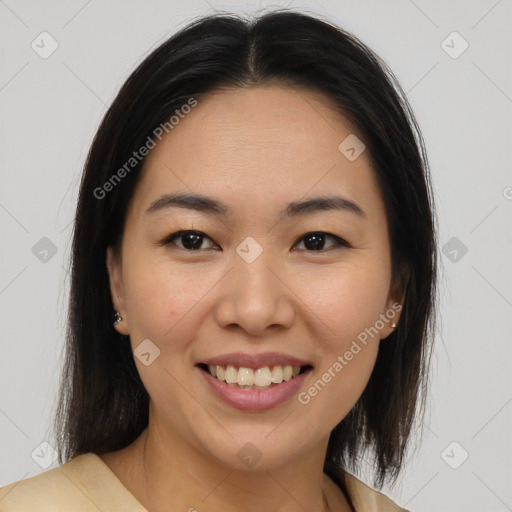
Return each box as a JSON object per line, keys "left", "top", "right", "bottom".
{"left": 53, "top": 9, "right": 437, "bottom": 489}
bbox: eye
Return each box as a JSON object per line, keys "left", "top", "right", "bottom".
{"left": 293, "top": 232, "right": 351, "bottom": 251}
{"left": 162, "top": 230, "right": 219, "bottom": 251}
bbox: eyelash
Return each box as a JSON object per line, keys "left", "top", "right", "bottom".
{"left": 160, "top": 230, "right": 352, "bottom": 252}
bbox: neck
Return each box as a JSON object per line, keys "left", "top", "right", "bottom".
{"left": 101, "top": 423, "right": 351, "bottom": 512}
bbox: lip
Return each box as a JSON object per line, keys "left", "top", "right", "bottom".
{"left": 198, "top": 351, "right": 312, "bottom": 369}
{"left": 197, "top": 365, "right": 313, "bottom": 411}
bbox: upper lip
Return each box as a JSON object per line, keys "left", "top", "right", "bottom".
{"left": 198, "top": 352, "right": 313, "bottom": 369}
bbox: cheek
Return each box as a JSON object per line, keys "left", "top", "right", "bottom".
{"left": 295, "top": 259, "right": 391, "bottom": 344}
{"left": 122, "top": 252, "right": 209, "bottom": 342}
{"left": 125, "top": 252, "right": 224, "bottom": 347}
{"left": 293, "top": 261, "right": 389, "bottom": 421}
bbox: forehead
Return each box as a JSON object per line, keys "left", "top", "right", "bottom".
{"left": 129, "top": 85, "right": 383, "bottom": 219}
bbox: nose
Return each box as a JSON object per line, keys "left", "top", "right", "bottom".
{"left": 213, "top": 251, "right": 296, "bottom": 336}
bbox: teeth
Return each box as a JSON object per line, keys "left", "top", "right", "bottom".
{"left": 206, "top": 364, "right": 305, "bottom": 388}
{"left": 270, "top": 365, "right": 283, "bottom": 383}
{"left": 215, "top": 366, "right": 224, "bottom": 381}
{"left": 238, "top": 367, "right": 254, "bottom": 386}
{"left": 254, "top": 367, "right": 272, "bottom": 386}
{"left": 225, "top": 365, "right": 238, "bottom": 384}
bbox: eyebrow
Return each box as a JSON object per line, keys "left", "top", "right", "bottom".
{"left": 145, "top": 192, "right": 366, "bottom": 219}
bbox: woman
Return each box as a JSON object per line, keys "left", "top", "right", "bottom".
{"left": 0, "top": 9, "right": 437, "bottom": 511}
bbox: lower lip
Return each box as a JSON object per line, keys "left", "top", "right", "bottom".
{"left": 197, "top": 366, "right": 312, "bottom": 411}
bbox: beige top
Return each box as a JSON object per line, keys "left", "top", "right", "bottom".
{"left": 0, "top": 453, "right": 409, "bottom": 511}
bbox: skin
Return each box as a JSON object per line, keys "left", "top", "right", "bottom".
{"left": 102, "top": 85, "right": 404, "bottom": 512}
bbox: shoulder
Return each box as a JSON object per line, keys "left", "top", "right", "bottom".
{"left": 342, "top": 472, "right": 411, "bottom": 512}
{"left": 0, "top": 453, "right": 147, "bottom": 511}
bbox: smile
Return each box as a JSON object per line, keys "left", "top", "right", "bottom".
{"left": 196, "top": 362, "right": 314, "bottom": 411}
{"left": 199, "top": 363, "right": 312, "bottom": 389}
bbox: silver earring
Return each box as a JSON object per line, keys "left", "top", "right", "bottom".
{"left": 391, "top": 322, "right": 397, "bottom": 329}
{"left": 113, "top": 310, "right": 123, "bottom": 326}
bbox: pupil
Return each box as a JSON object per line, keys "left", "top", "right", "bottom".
{"left": 305, "top": 233, "right": 324, "bottom": 250}
{"left": 183, "top": 233, "right": 202, "bottom": 250}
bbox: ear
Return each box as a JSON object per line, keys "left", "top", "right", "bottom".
{"left": 106, "top": 246, "right": 129, "bottom": 335}
{"left": 380, "top": 264, "right": 409, "bottom": 340}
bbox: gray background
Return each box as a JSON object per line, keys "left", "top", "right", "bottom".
{"left": 1, "top": 0, "right": 511, "bottom": 510}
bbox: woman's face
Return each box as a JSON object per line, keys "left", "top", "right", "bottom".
{"left": 107, "top": 85, "right": 402, "bottom": 470}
